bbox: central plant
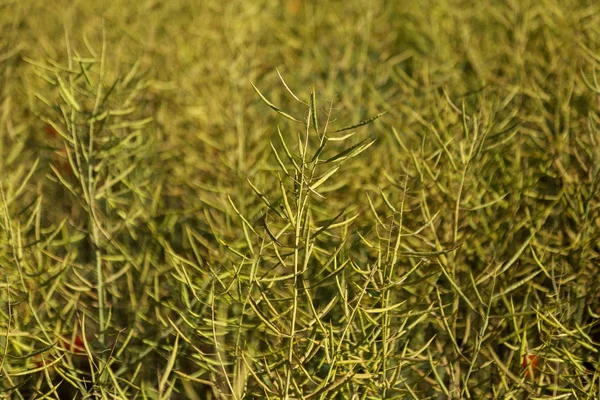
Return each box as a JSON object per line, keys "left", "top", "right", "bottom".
{"left": 208, "top": 74, "right": 387, "bottom": 398}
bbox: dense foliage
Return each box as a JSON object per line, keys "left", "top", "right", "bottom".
{"left": 1, "top": 0, "right": 599, "bottom": 398}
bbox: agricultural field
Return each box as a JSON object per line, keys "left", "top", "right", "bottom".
{"left": 1, "top": 0, "right": 599, "bottom": 398}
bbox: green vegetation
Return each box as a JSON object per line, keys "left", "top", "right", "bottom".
{"left": 1, "top": 0, "right": 600, "bottom": 398}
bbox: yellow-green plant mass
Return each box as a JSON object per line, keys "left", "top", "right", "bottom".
{"left": 1, "top": 0, "right": 599, "bottom": 398}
